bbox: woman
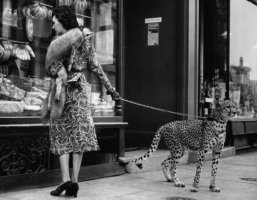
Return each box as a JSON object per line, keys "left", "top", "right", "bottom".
{"left": 47, "top": 6, "right": 120, "bottom": 197}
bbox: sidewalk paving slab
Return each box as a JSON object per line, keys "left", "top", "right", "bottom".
{"left": 120, "top": 147, "right": 235, "bottom": 174}
{"left": 0, "top": 151, "right": 256, "bottom": 200}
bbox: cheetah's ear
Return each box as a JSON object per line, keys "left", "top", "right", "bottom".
{"left": 219, "top": 99, "right": 231, "bottom": 109}
{"left": 214, "top": 99, "right": 223, "bottom": 108}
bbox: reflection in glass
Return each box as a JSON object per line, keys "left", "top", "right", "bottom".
{"left": 0, "top": 0, "right": 118, "bottom": 117}
{"left": 230, "top": 0, "right": 257, "bottom": 118}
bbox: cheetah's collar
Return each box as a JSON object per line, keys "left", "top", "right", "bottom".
{"left": 206, "top": 117, "right": 225, "bottom": 124}
{"left": 202, "top": 118, "right": 226, "bottom": 138}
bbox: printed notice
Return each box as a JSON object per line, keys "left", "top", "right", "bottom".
{"left": 148, "top": 23, "right": 159, "bottom": 46}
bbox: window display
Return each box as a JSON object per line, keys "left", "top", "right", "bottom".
{"left": 199, "top": 0, "right": 229, "bottom": 116}
{"left": 201, "top": 0, "right": 257, "bottom": 119}
{"left": 229, "top": 0, "right": 257, "bottom": 118}
{"left": 0, "top": 0, "right": 118, "bottom": 117}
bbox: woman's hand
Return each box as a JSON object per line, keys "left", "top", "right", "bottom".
{"left": 106, "top": 90, "right": 121, "bottom": 101}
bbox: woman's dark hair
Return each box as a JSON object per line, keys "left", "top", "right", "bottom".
{"left": 53, "top": 5, "right": 79, "bottom": 30}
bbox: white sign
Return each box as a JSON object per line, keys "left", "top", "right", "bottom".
{"left": 145, "top": 17, "right": 162, "bottom": 24}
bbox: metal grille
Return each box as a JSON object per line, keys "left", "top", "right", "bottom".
{"left": 0, "top": 135, "right": 50, "bottom": 176}
{"left": 81, "top": 128, "right": 119, "bottom": 166}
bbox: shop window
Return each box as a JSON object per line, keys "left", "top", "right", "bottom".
{"left": 230, "top": 0, "right": 257, "bottom": 118}
{"left": 200, "top": 0, "right": 229, "bottom": 116}
{"left": 0, "top": 0, "right": 118, "bottom": 117}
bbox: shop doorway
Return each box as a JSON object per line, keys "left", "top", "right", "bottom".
{"left": 123, "top": 0, "right": 184, "bottom": 147}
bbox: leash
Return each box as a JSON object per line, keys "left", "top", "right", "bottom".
{"left": 119, "top": 97, "right": 227, "bottom": 136}
{"left": 47, "top": 97, "right": 207, "bottom": 126}
{"left": 120, "top": 97, "right": 205, "bottom": 119}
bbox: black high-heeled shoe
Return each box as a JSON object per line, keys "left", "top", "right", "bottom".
{"left": 65, "top": 182, "right": 79, "bottom": 198}
{"left": 50, "top": 181, "right": 72, "bottom": 196}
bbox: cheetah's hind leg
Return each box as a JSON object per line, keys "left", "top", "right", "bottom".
{"left": 170, "top": 147, "right": 185, "bottom": 187}
{"left": 134, "top": 158, "right": 143, "bottom": 169}
{"left": 161, "top": 156, "right": 174, "bottom": 182}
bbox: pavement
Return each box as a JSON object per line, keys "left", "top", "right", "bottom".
{"left": 0, "top": 150, "right": 257, "bottom": 200}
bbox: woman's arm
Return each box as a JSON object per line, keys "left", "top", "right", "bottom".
{"left": 88, "top": 50, "right": 120, "bottom": 100}
{"left": 77, "top": 35, "right": 120, "bottom": 99}
{"left": 88, "top": 44, "right": 116, "bottom": 94}
{"left": 88, "top": 50, "right": 115, "bottom": 93}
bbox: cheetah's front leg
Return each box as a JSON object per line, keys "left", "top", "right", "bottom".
{"left": 191, "top": 149, "right": 207, "bottom": 192}
{"left": 209, "top": 149, "right": 222, "bottom": 192}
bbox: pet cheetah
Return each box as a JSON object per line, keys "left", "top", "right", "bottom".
{"left": 133, "top": 100, "right": 237, "bottom": 192}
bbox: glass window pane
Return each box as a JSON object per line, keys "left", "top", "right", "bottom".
{"left": 200, "top": 0, "right": 229, "bottom": 117}
{"left": 230, "top": 0, "right": 257, "bottom": 118}
{"left": 0, "top": 0, "right": 118, "bottom": 117}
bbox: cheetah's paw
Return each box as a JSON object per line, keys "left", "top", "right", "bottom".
{"left": 190, "top": 188, "right": 198, "bottom": 192}
{"left": 209, "top": 185, "right": 220, "bottom": 192}
{"left": 175, "top": 182, "right": 185, "bottom": 187}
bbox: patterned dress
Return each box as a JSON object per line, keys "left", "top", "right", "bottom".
{"left": 48, "top": 33, "right": 115, "bottom": 155}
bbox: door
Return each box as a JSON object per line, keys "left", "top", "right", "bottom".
{"left": 124, "top": 0, "right": 185, "bottom": 147}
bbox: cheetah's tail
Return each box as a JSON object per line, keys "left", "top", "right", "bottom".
{"left": 132, "top": 126, "right": 163, "bottom": 169}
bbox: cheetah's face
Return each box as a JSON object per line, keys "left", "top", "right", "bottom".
{"left": 211, "top": 100, "right": 237, "bottom": 122}
{"left": 219, "top": 100, "right": 237, "bottom": 119}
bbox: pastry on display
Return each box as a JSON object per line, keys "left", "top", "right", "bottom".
{"left": 0, "top": 101, "right": 25, "bottom": 113}
{"left": 13, "top": 47, "right": 31, "bottom": 60}
{"left": 0, "top": 76, "right": 48, "bottom": 114}
{"left": 26, "top": 16, "right": 34, "bottom": 41}
{"left": 74, "top": 0, "right": 88, "bottom": 13}
{"left": 13, "top": 44, "right": 35, "bottom": 61}
{"left": 30, "top": 2, "right": 49, "bottom": 19}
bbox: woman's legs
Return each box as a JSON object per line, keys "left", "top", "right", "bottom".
{"left": 50, "top": 153, "right": 71, "bottom": 196}
{"left": 59, "top": 153, "right": 71, "bottom": 182}
{"left": 71, "top": 153, "right": 83, "bottom": 182}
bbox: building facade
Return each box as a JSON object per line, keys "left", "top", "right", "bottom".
{"left": 1, "top": 0, "right": 257, "bottom": 191}
{"left": 123, "top": 0, "right": 199, "bottom": 147}
{"left": 124, "top": 0, "right": 257, "bottom": 150}
{"left": 0, "top": 0, "right": 127, "bottom": 191}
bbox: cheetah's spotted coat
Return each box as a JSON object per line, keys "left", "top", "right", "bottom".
{"left": 133, "top": 100, "right": 237, "bottom": 192}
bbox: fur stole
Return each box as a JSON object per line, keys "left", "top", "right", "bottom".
{"left": 42, "top": 28, "right": 83, "bottom": 124}
{"left": 41, "top": 79, "right": 66, "bottom": 125}
{"left": 45, "top": 28, "right": 84, "bottom": 70}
